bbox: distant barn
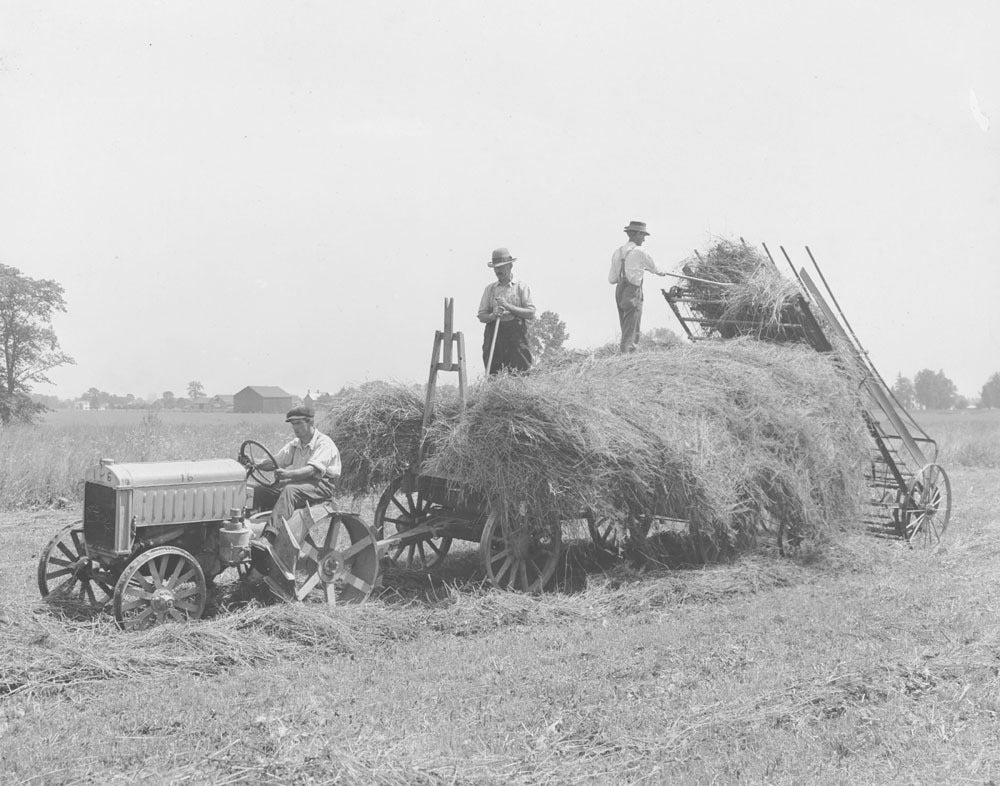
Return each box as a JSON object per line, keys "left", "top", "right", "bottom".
{"left": 233, "top": 386, "right": 293, "bottom": 414}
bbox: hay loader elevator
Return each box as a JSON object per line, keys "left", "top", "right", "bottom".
{"left": 661, "top": 245, "right": 951, "bottom": 548}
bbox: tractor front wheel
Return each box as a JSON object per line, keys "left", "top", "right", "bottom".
{"left": 37, "top": 522, "right": 114, "bottom": 610}
{"left": 112, "top": 546, "right": 208, "bottom": 631}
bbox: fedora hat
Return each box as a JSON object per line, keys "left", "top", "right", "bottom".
{"left": 623, "top": 220, "right": 650, "bottom": 235}
{"left": 488, "top": 247, "right": 516, "bottom": 268}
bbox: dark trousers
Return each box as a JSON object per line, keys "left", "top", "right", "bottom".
{"left": 482, "top": 319, "right": 532, "bottom": 374}
{"left": 254, "top": 478, "right": 336, "bottom": 537}
{"left": 616, "top": 279, "right": 643, "bottom": 353}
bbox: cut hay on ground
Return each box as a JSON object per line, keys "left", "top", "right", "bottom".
{"left": 322, "top": 340, "right": 867, "bottom": 557}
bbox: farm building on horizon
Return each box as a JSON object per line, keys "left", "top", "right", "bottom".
{"left": 233, "top": 386, "right": 293, "bottom": 414}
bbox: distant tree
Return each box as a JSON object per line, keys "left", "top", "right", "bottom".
{"left": 639, "top": 327, "right": 683, "bottom": 349}
{"left": 162, "top": 391, "right": 176, "bottom": 409}
{"left": 890, "top": 374, "right": 916, "bottom": 409}
{"left": 954, "top": 394, "right": 970, "bottom": 410}
{"left": 980, "top": 372, "right": 1000, "bottom": 409}
{"left": 528, "top": 310, "right": 569, "bottom": 363}
{"left": 30, "top": 392, "right": 67, "bottom": 410}
{"left": 0, "top": 265, "right": 74, "bottom": 423}
{"left": 913, "top": 369, "right": 956, "bottom": 410}
{"left": 187, "top": 380, "right": 205, "bottom": 399}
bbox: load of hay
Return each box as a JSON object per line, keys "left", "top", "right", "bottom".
{"left": 323, "top": 340, "right": 867, "bottom": 556}
{"left": 676, "top": 240, "right": 806, "bottom": 342}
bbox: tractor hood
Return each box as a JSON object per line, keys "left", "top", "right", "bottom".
{"left": 86, "top": 458, "right": 247, "bottom": 489}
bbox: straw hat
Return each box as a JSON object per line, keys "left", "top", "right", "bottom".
{"left": 488, "top": 248, "right": 516, "bottom": 268}
{"left": 623, "top": 221, "right": 650, "bottom": 235}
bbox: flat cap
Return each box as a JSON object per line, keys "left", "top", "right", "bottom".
{"left": 285, "top": 405, "right": 315, "bottom": 422}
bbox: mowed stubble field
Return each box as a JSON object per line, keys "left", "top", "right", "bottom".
{"left": 1, "top": 409, "right": 999, "bottom": 784}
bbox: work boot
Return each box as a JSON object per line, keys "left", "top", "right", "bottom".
{"left": 262, "top": 574, "right": 296, "bottom": 603}
{"left": 249, "top": 537, "right": 295, "bottom": 582}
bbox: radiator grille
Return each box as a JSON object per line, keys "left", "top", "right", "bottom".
{"left": 83, "top": 482, "right": 121, "bottom": 555}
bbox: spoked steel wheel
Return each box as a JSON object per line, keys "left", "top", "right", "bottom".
{"left": 899, "top": 463, "right": 952, "bottom": 548}
{"left": 479, "top": 510, "right": 561, "bottom": 593}
{"left": 374, "top": 475, "right": 453, "bottom": 570}
{"left": 37, "top": 522, "right": 114, "bottom": 610}
{"left": 113, "top": 546, "right": 208, "bottom": 631}
{"left": 292, "top": 508, "right": 379, "bottom": 604}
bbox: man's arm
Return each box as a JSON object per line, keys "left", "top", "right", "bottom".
{"left": 251, "top": 441, "right": 293, "bottom": 473}
{"left": 608, "top": 249, "right": 623, "bottom": 284}
{"left": 638, "top": 249, "right": 668, "bottom": 277}
{"left": 275, "top": 464, "right": 321, "bottom": 483}
{"left": 477, "top": 284, "right": 496, "bottom": 323}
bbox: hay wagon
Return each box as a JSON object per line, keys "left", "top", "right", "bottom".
{"left": 368, "top": 300, "right": 579, "bottom": 592}
{"left": 661, "top": 243, "right": 951, "bottom": 550}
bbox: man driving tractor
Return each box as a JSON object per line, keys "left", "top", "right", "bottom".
{"left": 240, "top": 406, "right": 342, "bottom": 598}
{"left": 241, "top": 405, "right": 341, "bottom": 541}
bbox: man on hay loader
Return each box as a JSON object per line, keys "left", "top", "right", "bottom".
{"left": 608, "top": 220, "right": 669, "bottom": 353}
{"left": 240, "top": 405, "right": 342, "bottom": 598}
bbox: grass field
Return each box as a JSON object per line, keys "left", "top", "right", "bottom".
{"left": 1, "top": 410, "right": 999, "bottom": 783}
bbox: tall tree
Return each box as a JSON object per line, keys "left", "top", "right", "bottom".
{"left": 0, "top": 265, "right": 74, "bottom": 423}
{"left": 188, "top": 380, "right": 205, "bottom": 399}
{"left": 980, "top": 373, "right": 1000, "bottom": 409}
{"left": 913, "top": 369, "right": 956, "bottom": 410}
{"left": 528, "top": 310, "right": 569, "bottom": 363}
{"left": 890, "top": 373, "right": 916, "bottom": 409}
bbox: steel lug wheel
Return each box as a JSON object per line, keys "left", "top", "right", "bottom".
{"left": 289, "top": 506, "right": 379, "bottom": 604}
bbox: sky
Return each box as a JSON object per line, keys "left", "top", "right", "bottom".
{"left": 2, "top": 1, "right": 997, "bottom": 401}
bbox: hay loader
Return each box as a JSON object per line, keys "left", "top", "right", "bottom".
{"left": 37, "top": 440, "right": 380, "bottom": 631}
{"left": 661, "top": 243, "right": 951, "bottom": 551}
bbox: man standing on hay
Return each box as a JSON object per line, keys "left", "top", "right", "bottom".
{"left": 609, "top": 220, "right": 668, "bottom": 352}
{"left": 478, "top": 247, "right": 536, "bottom": 374}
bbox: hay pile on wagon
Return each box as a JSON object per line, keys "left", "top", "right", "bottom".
{"left": 323, "top": 339, "right": 867, "bottom": 556}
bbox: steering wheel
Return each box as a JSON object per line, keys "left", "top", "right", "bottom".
{"left": 239, "top": 440, "right": 279, "bottom": 488}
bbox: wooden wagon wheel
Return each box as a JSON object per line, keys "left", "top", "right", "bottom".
{"left": 898, "top": 463, "right": 952, "bottom": 548}
{"left": 479, "top": 509, "right": 561, "bottom": 593}
{"left": 777, "top": 520, "right": 803, "bottom": 557}
{"left": 37, "top": 522, "right": 115, "bottom": 610}
{"left": 293, "top": 509, "right": 379, "bottom": 603}
{"left": 112, "top": 546, "right": 208, "bottom": 631}
{"left": 374, "top": 475, "right": 453, "bottom": 570}
{"left": 587, "top": 512, "right": 652, "bottom": 555}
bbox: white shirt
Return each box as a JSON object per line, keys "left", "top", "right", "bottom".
{"left": 274, "top": 429, "right": 341, "bottom": 480}
{"left": 608, "top": 242, "right": 664, "bottom": 287}
{"left": 477, "top": 277, "right": 535, "bottom": 323}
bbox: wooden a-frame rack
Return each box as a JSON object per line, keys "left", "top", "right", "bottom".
{"left": 419, "top": 298, "right": 467, "bottom": 461}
